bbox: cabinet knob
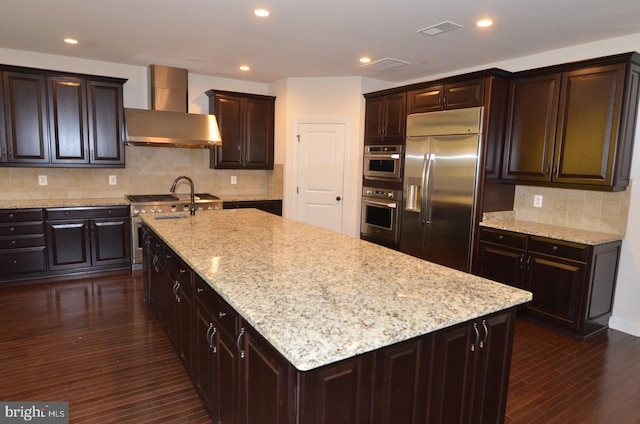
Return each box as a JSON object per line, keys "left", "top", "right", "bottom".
{"left": 552, "top": 245, "right": 558, "bottom": 251}
{"left": 197, "top": 287, "right": 204, "bottom": 293}
{"left": 8, "top": 213, "right": 14, "bottom": 219}
{"left": 498, "top": 235, "right": 503, "bottom": 240}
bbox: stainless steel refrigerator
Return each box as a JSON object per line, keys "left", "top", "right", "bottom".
{"left": 400, "top": 107, "right": 483, "bottom": 272}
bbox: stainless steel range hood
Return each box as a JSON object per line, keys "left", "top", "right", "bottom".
{"left": 124, "top": 65, "right": 222, "bottom": 148}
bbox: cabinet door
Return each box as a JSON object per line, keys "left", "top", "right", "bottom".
{"left": 87, "top": 80, "right": 125, "bottom": 166}
{"left": 469, "top": 311, "right": 515, "bottom": 424}
{"left": 242, "top": 326, "right": 294, "bottom": 424}
{"left": 364, "top": 95, "right": 385, "bottom": 141}
{"left": 46, "top": 220, "right": 91, "bottom": 270}
{"left": 475, "top": 242, "right": 525, "bottom": 289}
{"left": 383, "top": 92, "right": 407, "bottom": 140}
{"left": 91, "top": 217, "right": 130, "bottom": 266}
{"left": 218, "top": 326, "right": 241, "bottom": 424}
{"left": 194, "top": 299, "right": 219, "bottom": 417}
{"left": 371, "top": 338, "right": 427, "bottom": 424}
{"left": 407, "top": 84, "right": 444, "bottom": 114}
{"left": 443, "top": 79, "right": 485, "bottom": 110}
{"left": 553, "top": 64, "right": 625, "bottom": 186}
{"left": 244, "top": 97, "right": 274, "bottom": 169}
{"left": 502, "top": 74, "right": 560, "bottom": 182}
{"left": 2, "top": 71, "right": 50, "bottom": 164}
{"left": 426, "top": 321, "right": 475, "bottom": 424}
{"left": 524, "top": 252, "right": 586, "bottom": 330}
{"left": 0, "top": 74, "right": 5, "bottom": 162}
{"left": 365, "top": 93, "right": 406, "bottom": 142}
{"left": 48, "top": 76, "right": 89, "bottom": 164}
{"left": 212, "top": 94, "right": 244, "bottom": 168}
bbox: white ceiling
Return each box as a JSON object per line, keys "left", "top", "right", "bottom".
{"left": 1, "top": 0, "right": 640, "bottom": 83}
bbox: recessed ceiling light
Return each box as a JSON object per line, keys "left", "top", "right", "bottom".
{"left": 240, "top": 65, "right": 250, "bottom": 71}
{"left": 254, "top": 9, "right": 270, "bottom": 17}
{"left": 359, "top": 57, "right": 371, "bottom": 64}
{"left": 476, "top": 19, "right": 493, "bottom": 28}
{"left": 64, "top": 38, "right": 78, "bottom": 45}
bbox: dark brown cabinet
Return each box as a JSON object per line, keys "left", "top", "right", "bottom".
{"left": 206, "top": 90, "right": 275, "bottom": 169}
{"left": 0, "top": 208, "right": 48, "bottom": 281}
{"left": 1, "top": 65, "right": 126, "bottom": 168}
{"left": 364, "top": 92, "right": 406, "bottom": 143}
{"left": 145, "top": 223, "right": 518, "bottom": 423}
{"left": 475, "top": 227, "right": 621, "bottom": 338}
{"left": 427, "top": 310, "right": 515, "bottom": 424}
{"left": 223, "top": 199, "right": 283, "bottom": 216}
{"left": 502, "top": 53, "right": 640, "bottom": 191}
{"left": 45, "top": 206, "right": 131, "bottom": 273}
{"left": 407, "top": 78, "right": 485, "bottom": 114}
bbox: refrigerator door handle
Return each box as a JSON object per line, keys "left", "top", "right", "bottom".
{"left": 422, "top": 153, "right": 434, "bottom": 224}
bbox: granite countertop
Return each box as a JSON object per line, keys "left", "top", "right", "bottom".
{"left": 0, "top": 197, "right": 130, "bottom": 209}
{"left": 142, "top": 209, "right": 532, "bottom": 371}
{"left": 480, "top": 219, "right": 623, "bottom": 245}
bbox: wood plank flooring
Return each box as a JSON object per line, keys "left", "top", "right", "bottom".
{"left": 1, "top": 273, "right": 640, "bottom": 423}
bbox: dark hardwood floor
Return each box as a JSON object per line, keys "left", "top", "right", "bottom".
{"left": 1, "top": 273, "right": 639, "bottom": 423}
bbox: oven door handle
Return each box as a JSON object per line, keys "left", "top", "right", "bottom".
{"left": 364, "top": 153, "right": 400, "bottom": 160}
{"left": 363, "top": 199, "right": 397, "bottom": 209}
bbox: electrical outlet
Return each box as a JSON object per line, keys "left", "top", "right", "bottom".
{"left": 533, "top": 194, "right": 543, "bottom": 208}
{"left": 109, "top": 175, "right": 117, "bottom": 185}
{"left": 231, "top": 176, "right": 237, "bottom": 185}
{"left": 38, "top": 175, "right": 47, "bottom": 186}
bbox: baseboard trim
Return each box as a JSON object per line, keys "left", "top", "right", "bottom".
{"left": 609, "top": 316, "right": 640, "bottom": 337}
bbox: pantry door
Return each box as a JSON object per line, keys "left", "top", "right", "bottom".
{"left": 295, "top": 121, "right": 346, "bottom": 233}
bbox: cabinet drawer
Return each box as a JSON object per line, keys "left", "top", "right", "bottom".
{"left": 0, "top": 222, "right": 44, "bottom": 237}
{"left": 0, "top": 247, "right": 47, "bottom": 276}
{"left": 0, "top": 209, "right": 44, "bottom": 222}
{"left": 0, "top": 234, "right": 46, "bottom": 249}
{"left": 479, "top": 228, "right": 527, "bottom": 249}
{"left": 46, "top": 206, "right": 130, "bottom": 220}
{"left": 527, "top": 237, "right": 588, "bottom": 261}
{"left": 195, "top": 276, "right": 239, "bottom": 336}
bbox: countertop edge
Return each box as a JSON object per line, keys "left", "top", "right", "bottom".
{"left": 480, "top": 219, "right": 623, "bottom": 245}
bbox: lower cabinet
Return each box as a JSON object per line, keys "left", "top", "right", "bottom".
{"left": 45, "top": 206, "right": 131, "bottom": 273}
{"left": 0, "top": 208, "right": 48, "bottom": 281}
{"left": 223, "top": 199, "right": 282, "bottom": 216}
{"left": 475, "top": 227, "right": 621, "bottom": 338}
{"left": 145, "top": 224, "right": 517, "bottom": 424}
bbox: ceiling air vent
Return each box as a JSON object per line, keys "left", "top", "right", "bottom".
{"left": 417, "top": 21, "right": 463, "bottom": 36}
{"left": 360, "top": 57, "right": 411, "bottom": 72}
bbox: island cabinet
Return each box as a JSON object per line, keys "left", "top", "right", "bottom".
{"left": 0, "top": 208, "right": 48, "bottom": 282}
{"left": 475, "top": 227, "right": 621, "bottom": 338}
{"left": 206, "top": 90, "right": 275, "bottom": 170}
{"left": 502, "top": 52, "right": 640, "bottom": 191}
{"left": 407, "top": 78, "right": 485, "bottom": 114}
{"left": 364, "top": 92, "right": 406, "bottom": 143}
{"left": 145, "top": 224, "right": 519, "bottom": 424}
{"left": 1, "top": 65, "right": 126, "bottom": 167}
{"left": 45, "top": 206, "right": 131, "bottom": 273}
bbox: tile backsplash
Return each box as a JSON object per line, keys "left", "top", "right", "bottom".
{"left": 512, "top": 184, "right": 631, "bottom": 235}
{"left": 0, "top": 146, "right": 283, "bottom": 200}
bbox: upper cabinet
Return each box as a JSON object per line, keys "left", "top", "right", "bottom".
{"left": 364, "top": 92, "right": 406, "bottom": 143}
{"left": 407, "top": 78, "right": 485, "bottom": 114}
{"left": 502, "top": 53, "right": 640, "bottom": 191}
{"left": 206, "top": 90, "right": 275, "bottom": 169}
{"left": 0, "top": 65, "right": 126, "bottom": 168}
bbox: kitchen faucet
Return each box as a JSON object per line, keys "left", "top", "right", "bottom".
{"left": 170, "top": 176, "right": 196, "bottom": 215}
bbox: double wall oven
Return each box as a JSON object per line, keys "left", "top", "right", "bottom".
{"left": 361, "top": 144, "right": 403, "bottom": 247}
{"left": 127, "top": 193, "right": 222, "bottom": 269}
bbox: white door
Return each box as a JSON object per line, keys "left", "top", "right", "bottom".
{"left": 295, "top": 122, "right": 346, "bottom": 233}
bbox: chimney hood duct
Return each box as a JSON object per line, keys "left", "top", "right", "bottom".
{"left": 124, "top": 65, "right": 222, "bottom": 148}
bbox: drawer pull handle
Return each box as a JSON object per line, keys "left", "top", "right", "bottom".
{"left": 206, "top": 323, "right": 218, "bottom": 353}
{"left": 236, "top": 328, "right": 246, "bottom": 359}
{"left": 479, "top": 320, "right": 488, "bottom": 349}
{"left": 470, "top": 322, "right": 480, "bottom": 352}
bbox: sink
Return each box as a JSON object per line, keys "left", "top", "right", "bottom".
{"left": 153, "top": 214, "right": 187, "bottom": 220}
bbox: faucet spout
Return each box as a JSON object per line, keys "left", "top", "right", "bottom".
{"left": 170, "top": 176, "right": 195, "bottom": 215}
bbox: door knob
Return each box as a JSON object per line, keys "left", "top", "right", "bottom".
{"left": 336, "top": 196, "right": 341, "bottom": 201}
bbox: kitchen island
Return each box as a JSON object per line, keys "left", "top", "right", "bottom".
{"left": 142, "top": 209, "right": 531, "bottom": 424}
